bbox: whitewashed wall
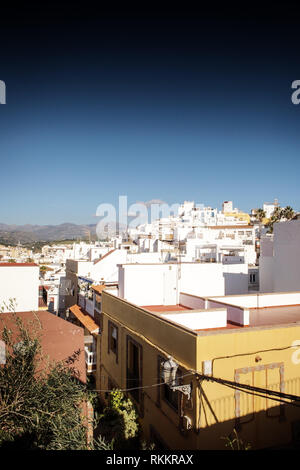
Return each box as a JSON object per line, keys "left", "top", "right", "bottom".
{"left": 0, "top": 265, "right": 39, "bottom": 312}
{"left": 179, "top": 292, "right": 206, "bottom": 309}
{"left": 92, "top": 249, "right": 128, "bottom": 283}
{"left": 119, "top": 264, "right": 177, "bottom": 306}
{"left": 222, "top": 263, "right": 249, "bottom": 295}
{"left": 259, "top": 221, "right": 300, "bottom": 293}
{"left": 206, "top": 299, "right": 248, "bottom": 325}
{"left": 162, "top": 309, "right": 227, "bottom": 330}
{"left": 179, "top": 263, "right": 225, "bottom": 297}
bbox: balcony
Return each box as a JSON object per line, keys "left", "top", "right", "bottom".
{"left": 85, "top": 346, "right": 96, "bottom": 374}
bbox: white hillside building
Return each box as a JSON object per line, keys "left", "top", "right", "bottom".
{"left": 118, "top": 261, "right": 249, "bottom": 306}
{"left": 260, "top": 220, "right": 300, "bottom": 292}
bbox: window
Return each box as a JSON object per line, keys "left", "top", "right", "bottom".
{"left": 250, "top": 273, "right": 256, "bottom": 283}
{"left": 127, "top": 337, "right": 142, "bottom": 404}
{"left": 95, "top": 294, "right": 102, "bottom": 312}
{"left": 108, "top": 321, "right": 118, "bottom": 362}
{"left": 163, "top": 384, "right": 179, "bottom": 412}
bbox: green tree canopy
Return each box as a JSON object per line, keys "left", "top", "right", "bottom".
{"left": 266, "top": 205, "right": 295, "bottom": 233}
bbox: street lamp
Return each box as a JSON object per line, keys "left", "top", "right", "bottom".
{"left": 161, "top": 356, "right": 178, "bottom": 387}
{"left": 161, "top": 356, "right": 192, "bottom": 400}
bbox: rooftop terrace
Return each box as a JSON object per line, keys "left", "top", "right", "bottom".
{"left": 141, "top": 292, "right": 300, "bottom": 332}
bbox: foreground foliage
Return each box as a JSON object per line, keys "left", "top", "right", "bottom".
{"left": 221, "top": 428, "right": 251, "bottom": 450}
{"left": 0, "top": 312, "right": 112, "bottom": 450}
{"left": 97, "top": 389, "right": 140, "bottom": 450}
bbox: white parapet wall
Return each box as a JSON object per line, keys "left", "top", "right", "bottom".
{"left": 161, "top": 308, "right": 227, "bottom": 330}
{"left": 206, "top": 299, "right": 248, "bottom": 325}
{"left": 179, "top": 292, "right": 206, "bottom": 309}
{"left": 209, "top": 292, "right": 300, "bottom": 309}
{"left": 0, "top": 264, "right": 39, "bottom": 312}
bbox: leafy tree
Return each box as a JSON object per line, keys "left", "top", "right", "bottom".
{"left": 255, "top": 208, "right": 266, "bottom": 223}
{"left": 0, "top": 309, "right": 112, "bottom": 450}
{"left": 97, "top": 389, "right": 140, "bottom": 449}
{"left": 266, "top": 205, "right": 295, "bottom": 233}
{"left": 282, "top": 206, "right": 295, "bottom": 220}
{"left": 221, "top": 428, "right": 251, "bottom": 450}
{"left": 39, "top": 266, "right": 48, "bottom": 271}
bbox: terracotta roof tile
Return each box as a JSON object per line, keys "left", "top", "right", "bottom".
{"left": 69, "top": 304, "right": 99, "bottom": 334}
{"left": 0, "top": 263, "right": 39, "bottom": 267}
{"left": 91, "top": 284, "right": 107, "bottom": 294}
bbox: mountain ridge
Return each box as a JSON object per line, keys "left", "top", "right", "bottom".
{"left": 0, "top": 222, "right": 125, "bottom": 244}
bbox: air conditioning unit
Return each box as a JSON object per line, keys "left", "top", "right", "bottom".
{"left": 182, "top": 415, "right": 192, "bottom": 431}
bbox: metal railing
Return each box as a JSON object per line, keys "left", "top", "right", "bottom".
{"left": 85, "top": 347, "right": 96, "bottom": 373}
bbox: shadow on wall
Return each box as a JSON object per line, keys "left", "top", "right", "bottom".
{"left": 193, "top": 399, "right": 300, "bottom": 450}
{"left": 223, "top": 272, "right": 249, "bottom": 295}
{"left": 148, "top": 393, "right": 300, "bottom": 451}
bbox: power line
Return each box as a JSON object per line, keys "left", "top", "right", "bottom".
{"left": 93, "top": 370, "right": 300, "bottom": 409}
{"left": 93, "top": 372, "right": 194, "bottom": 393}
{"left": 197, "top": 373, "right": 300, "bottom": 407}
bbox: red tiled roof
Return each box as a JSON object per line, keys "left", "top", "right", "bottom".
{"left": 91, "top": 284, "right": 107, "bottom": 294}
{"left": 69, "top": 304, "right": 100, "bottom": 334}
{"left": 0, "top": 263, "right": 38, "bottom": 267}
{"left": 0, "top": 311, "right": 86, "bottom": 382}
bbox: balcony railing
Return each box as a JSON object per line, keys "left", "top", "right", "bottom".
{"left": 85, "top": 347, "right": 96, "bottom": 373}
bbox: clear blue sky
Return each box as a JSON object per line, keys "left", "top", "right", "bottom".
{"left": 1, "top": 12, "right": 300, "bottom": 224}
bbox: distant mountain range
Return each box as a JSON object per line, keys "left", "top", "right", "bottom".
{"left": 0, "top": 222, "right": 126, "bottom": 244}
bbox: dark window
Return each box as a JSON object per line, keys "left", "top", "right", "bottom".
{"left": 163, "top": 384, "right": 179, "bottom": 412}
{"left": 108, "top": 321, "right": 118, "bottom": 362}
{"left": 127, "top": 337, "right": 142, "bottom": 404}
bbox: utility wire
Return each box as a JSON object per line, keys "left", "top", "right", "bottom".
{"left": 93, "top": 372, "right": 195, "bottom": 393}
{"left": 93, "top": 370, "right": 300, "bottom": 409}
{"left": 197, "top": 373, "right": 300, "bottom": 407}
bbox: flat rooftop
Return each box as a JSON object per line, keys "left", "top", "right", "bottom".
{"left": 141, "top": 304, "right": 233, "bottom": 332}
{"left": 141, "top": 292, "right": 300, "bottom": 332}
{"left": 208, "top": 291, "right": 300, "bottom": 309}
{"left": 141, "top": 304, "right": 192, "bottom": 313}
{"left": 206, "top": 291, "right": 300, "bottom": 329}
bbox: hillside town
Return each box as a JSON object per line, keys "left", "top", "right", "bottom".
{"left": 1, "top": 199, "right": 300, "bottom": 450}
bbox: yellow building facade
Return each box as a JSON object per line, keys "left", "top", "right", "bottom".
{"left": 97, "top": 291, "right": 300, "bottom": 450}
{"left": 223, "top": 212, "right": 251, "bottom": 224}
